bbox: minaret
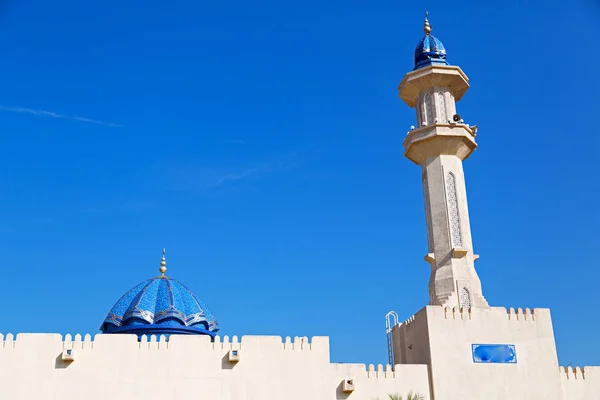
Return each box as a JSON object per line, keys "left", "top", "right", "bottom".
{"left": 398, "top": 13, "right": 489, "bottom": 308}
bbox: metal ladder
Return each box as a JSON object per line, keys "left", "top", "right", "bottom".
{"left": 385, "top": 311, "right": 399, "bottom": 366}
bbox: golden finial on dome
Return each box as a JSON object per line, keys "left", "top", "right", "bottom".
{"left": 159, "top": 248, "right": 167, "bottom": 276}
{"left": 424, "top": 11, "right": 432, "bottom": 35}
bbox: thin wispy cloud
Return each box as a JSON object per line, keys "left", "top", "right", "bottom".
{"left": 169, "top": 166, "right": 261, "bottom": 191}
{"left": 0, "top": 106, "right": 122, "bottom": 127}
{"left": 164, "top": 153, "right": 298, "bottom": 193}
{"left": 77, "top": 199, "right": 157, "bottom": 215}
{"left": 214, "top": 167, "right": 260, "bottom": 187}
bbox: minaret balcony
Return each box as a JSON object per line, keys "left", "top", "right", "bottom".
{"left": 403, "top": 123, "right": 477, "bottom": 165}
{"left": 398, "top": 64, "right": 470, "bottom": 108}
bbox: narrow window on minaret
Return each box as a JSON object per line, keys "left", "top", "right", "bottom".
{"left": 446, "top": 172, "right": 463, "bottom": 248}
{"left": 436, "top": 92, "right": 447, "bottom": 123}
{"left": 460, "top": 287, "right": 471, "bottom": 309}
{"left": 424, "top": 94, "right": 433, "bottom": 125}
{"left": 423, "top": 172, "right": 434, "bottom": 252}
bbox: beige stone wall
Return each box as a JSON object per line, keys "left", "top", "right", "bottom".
{"left": 1, "top": 311, "right": 597, "bottom": 399}
{"left": 392, "top": 306, "right": 599, "bottom": 400}
{"left": 0, "top": 333, "right": 430, "bottom": 400}
{"left": 560, "top": 366, "right": 600, "bottom": 400}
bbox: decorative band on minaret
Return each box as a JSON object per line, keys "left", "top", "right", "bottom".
{"left": 399, "top": 13, "right": 489, "bottom": 308}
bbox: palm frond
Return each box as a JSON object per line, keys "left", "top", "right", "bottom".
{"left": 406, "top": 392, "right": 425, "bottom": 400}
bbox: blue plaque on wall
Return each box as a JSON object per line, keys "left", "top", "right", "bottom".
{"left": 472, "top": 344, "right": 517, "bottom": 364}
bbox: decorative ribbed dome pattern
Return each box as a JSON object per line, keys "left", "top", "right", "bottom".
{"left": 100, "top": 276, "right": 219, "bottom": 337}
{"left": 414, "top": 34, "right": 448, "bottom": 69}
{"left": 413, "top": 12, "right": 449, "bottom": 70}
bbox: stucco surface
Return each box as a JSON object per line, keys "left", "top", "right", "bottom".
{"left": 0, "top": 333, "right": 430, "bottom": 400}
{"left": 392, "top": 306, "right": 598, "bottom": 400}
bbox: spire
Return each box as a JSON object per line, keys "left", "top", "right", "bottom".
{"left": 424, "top": 11, "right": 432, "bottom": 35}
{"left": 413, "top": 11, "right": 447, "bottom": 70}
{"left": 159, "top": 248, "right": 167, "bottom": 276}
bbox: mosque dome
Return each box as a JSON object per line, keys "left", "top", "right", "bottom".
{"left": 100, "top": 250, "right": 219, "bottom": 337}
{"left": 414, "top": 13, "right": 448, "bottom": 70}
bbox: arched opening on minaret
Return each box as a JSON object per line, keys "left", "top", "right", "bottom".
{"left": 460, "top": 287, "right": 471, "bottom": 309}
{"left": 422, "top": 171, "right": 434, "bottom": 252}
{"left": 436, "top": 91, "right": 447, "bottom": 123}
{"left": 445, "top": 172, "right": 463, "bottom": 248}
{"left": 423, "top": 93, "right": 433, "bottom": 125}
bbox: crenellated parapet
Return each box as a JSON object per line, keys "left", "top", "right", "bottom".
{"left": 0, "top": 333, "right": 330, "bottom": 353}
{"left": 438, "top": 306, "right": 538, "bottom": 321}
{"left": 559, "top": 366, "right": 600, "bottom": 400}
{"left": 393, "top": 306, "right": 556, "bottom": 357}
{"left": 0, "top": 333, "right": 431, "bottom": 400}
{"left": 560, "top": 366, "right": 587, "bottom": 380}
{"left": 366, "top": 363, "right": 396, "bottom": 378}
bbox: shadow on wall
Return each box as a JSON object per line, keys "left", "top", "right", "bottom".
{"left": 54, "top": 354, "right": 71, "bottom": 370}
{"left": 221, "top": 353, "right": 236, "bottom": 370}
{"left": 335, "top": 381, "right": 351, "bottom": 400}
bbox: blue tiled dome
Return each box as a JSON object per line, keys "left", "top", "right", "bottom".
{"left": 413, "top": 14, "right": 448, "bottom": 70}
{"left": 100, "top": 255, "right": 219, "bottom": 337}
{"left": 414, "top": 34, "right": 448, "bottom": 70}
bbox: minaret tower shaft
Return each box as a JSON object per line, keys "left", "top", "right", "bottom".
{"left": 399, "top": 13, "right": 489, "bottom": 308}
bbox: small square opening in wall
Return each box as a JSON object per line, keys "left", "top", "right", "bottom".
{"left": 61, "top": 349, "right": 75, "bottom": 362}
{"left": 342, "top": 379, "right": 355, "bottom": 392}
{"left": 228, "top": 349, "right": 240, "bottom": 362}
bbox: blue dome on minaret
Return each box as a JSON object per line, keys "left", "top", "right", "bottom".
{"left": 414, "top": 12, "right": 448, "bottom": 70}
{"left": 100, "top": 250, "right": 219, "bottom": 338}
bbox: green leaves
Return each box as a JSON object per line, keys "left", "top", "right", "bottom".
{"left": 405, "top": 392, "right": 425, "bottom": 400}
{"left": 372, "top": 392, "right": 425, "bottom": 400}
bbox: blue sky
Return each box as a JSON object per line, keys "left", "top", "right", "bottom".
{"left": 0, "top": 0, "right": 599, "bottom": 367}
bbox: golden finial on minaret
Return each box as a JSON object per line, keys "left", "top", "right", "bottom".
{"left": 159, "top": 248, "right": 167, "bottom": 276}
{"left": 424, "top": 11, "right": 432, "bottom": 35}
